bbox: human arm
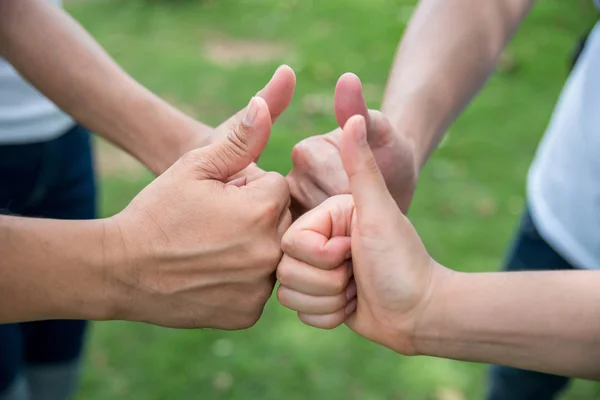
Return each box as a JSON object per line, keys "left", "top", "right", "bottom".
{"left": 0, "top": 0, "right": 295, "bottom": 174}
{"left": 414, "top": 269, "right": 600, "bottom": 380}
{"left": 0, "top": 215, "right": 120, "bottom": 323}
{"left": 1, "top": 98, "right": 292, "bottom": 329}
{"left": 277, "top": 115, "right": 600, "bottom": 380}
{"left": 381, "top": 0, "right": 535, "bottom": 166}
{"left": 287, "top": 0, "right": 534, "bottom": 216}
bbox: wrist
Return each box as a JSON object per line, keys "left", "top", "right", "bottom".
{"left": 374, "top": 259, "right": 454, "bottom": 357}
{"left": 382, "top": 95, "right": 448, "bottom": 170}
{"left": 109, "top": 90, "right": 213, "bottom": 175}
{"left": 411, "top": 264, "right": 462, "bottom": 357}
{"left": 390, "top": 117, "right": 435, "bottom": 171}
{"left": 28, "top": 218, "right": 127, "bottom": 322}
{"left": 83, "top": 217, "right": 132, "bottom": 322}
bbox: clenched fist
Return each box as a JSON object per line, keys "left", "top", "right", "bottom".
{"left": 286, "top": 73, "right": 418, "bottom": 219}
{"left": 278, "top": 115, "right": 448, "bottom": 355}
{"left": 106, "top": 96, "right": 292, "bottom": 330}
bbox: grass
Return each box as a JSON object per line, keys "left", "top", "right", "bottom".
{"left": 64, "top": 0, "right": 600, "bottom": 398}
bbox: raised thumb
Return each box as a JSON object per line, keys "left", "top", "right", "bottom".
{"left": 334, "top": 72, "right": 369, "bottom": 129}
{"left": 334, "top": 74, "right": 394, "bottom": 148}
{"left": 189, "top": 96, "right": 272, "bottom": 181}
{"left": 340, "top": 115, "right": 397, "bottom": 220}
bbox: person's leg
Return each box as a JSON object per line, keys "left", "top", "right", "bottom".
{"left": 486, "top": 207, "right": 574, "bottom": 400}
{"left": 17, "top": 125, "right": 97, "bottom": 400}
{"left": 20, "top": 321, "right": 87, "bottom": 400}
{"left": 0, "top": 326, "right": 28, "bottom": 400}
{"left": 0, "top": 139, "right": 50, "bottom": 400}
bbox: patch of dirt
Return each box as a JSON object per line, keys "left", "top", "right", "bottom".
{"left": 204, "top": 36, "right": 290, "bottom": 66}
{"left": 436, "top": 387, "right": 467, "bottom": 400}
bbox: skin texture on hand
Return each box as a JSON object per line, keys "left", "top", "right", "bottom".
{"left": 106, "top": 96, "right": 292, "bottom": 329}
{"left": 278, "top": 115, "right": 439, "bottom": 354}
{"left": 277, "top": 118, "right": 600, "bottom": 380}
{"left": 287, "top": 73, "right": 418, "bottom": 219}
{"left": 0, "top": 96, "right": 292, "bottom": 328}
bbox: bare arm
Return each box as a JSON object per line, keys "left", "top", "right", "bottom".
{"left": 416, "top": 269, "right": 600, "bottom": 380}
{"left": 277, "top": 117, "right": 600, "bottom": 380}
{"left": 0, "top": 101, "right": 293, "bottom": 328}
{"left": 0, "top": 0, "right": 211, "bottom": 174}
{"left": 0, "top": 215, "right": 119, "bottom": 323}
{"left": 382, "top": 0, "right": 535, "bottom": 167}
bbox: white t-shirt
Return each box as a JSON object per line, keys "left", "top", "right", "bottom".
{"left": 528, "top": 21, "right": 600, "bottom": 270}
{"left": 0, "top": 0, "right": 73, "bottom": 145}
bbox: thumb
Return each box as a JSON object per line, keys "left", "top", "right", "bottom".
{"left": 191, "top": 96, "right": 272, "bottom": 181}
{"left": 257, "top": 64, "right": 296, "bottom": 123}
{"left": 334, "top": 72, "right": 369, "bottom": 129}
{"left": 340, "top": 115, "right": 397, "bottom": 221}
{"left": 335, "top": 74, "right": 395, "bottom": 148}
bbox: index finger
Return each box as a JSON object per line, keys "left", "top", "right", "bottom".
{"left": 281, "top": 195, "right": 354, "bottom": 270}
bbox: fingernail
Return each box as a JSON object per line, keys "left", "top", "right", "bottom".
{"left": 242, "top": 97, "right": 258, "bottom": 127}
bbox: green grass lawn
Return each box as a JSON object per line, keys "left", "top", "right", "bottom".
{"left": 65, "top": 0, "right": 600, "bottom": 398}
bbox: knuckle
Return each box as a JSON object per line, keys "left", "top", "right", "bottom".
{"left": 256, "top": 198, "right": 282, "bottom": 222}
{"left": 291, "top": 140, "right": 311, "bottom": 166}
{"left": 227, "top": 123, "right": 252, "bottom": 157}
{"left": 276, "top": 262, "right": 292, "bottom": 286}
{"left": 264, "top": 171, "right": 289, "bottom": 193}
{"left": 281, "top": 231, "right": 296, "bottom": 255}
{"left": 318, "top": 320, "right": 340, "bottom": 330}
{"left": 331, "top": 269, "right": 349, "bottom": 294}
{"left": 298, "top": 312, "right": 343, "bottom": 330}
{"left": 257, "top": 240, "right": 283, "bottom": 270}
{"left": 275, "top": 285, "right": 287, "bottom": 305}
{"left": 275, "top": 285, "right": 296, "bottom": 310}
{"left": 242, "top": 288, "right": 272, "bottom": 328}
{"left": 242, "top": 314, "right": 261, "bottom": 329}
{"left": 232, "top": 312, "right": 261, "bottom": 330}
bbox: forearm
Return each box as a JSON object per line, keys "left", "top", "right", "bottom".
{"left": 382, "top": 0, "right": 534, "bottom": 167}
{"left": 0, "top": 0, "right": 210, "bottom": 174}
{"left": 0, "top": 215, "right": 122, "bottom": 323}
{"left": 415, "top": 268, "right": 600, "bottom": 380}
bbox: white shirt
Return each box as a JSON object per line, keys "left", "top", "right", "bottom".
{"left": 0, "top": 0, "right": 74, "bottom": 145}
{"left": 528, "top": 21, "right": 600, "bottom": 270}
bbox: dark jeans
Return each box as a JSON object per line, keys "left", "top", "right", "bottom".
{"left": 0, "top": 125, "right": 96, "bottom": 394}
{"left": 486, "top": 208, "right": 574, "bottom": 400}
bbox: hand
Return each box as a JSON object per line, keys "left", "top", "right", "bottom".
{"left": 286, "top": 73, "right": 418, "bottom": 219}
{"left": 277, "top": 115, "right": 450, "bottom": 355}
{"left": 107, "top": 96, "right": 292, "bottom": 330}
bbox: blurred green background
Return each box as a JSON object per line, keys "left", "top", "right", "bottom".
{"left": 65, "top": 0, "right": 599, "bottom": 398}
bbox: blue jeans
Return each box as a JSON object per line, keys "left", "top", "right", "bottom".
{"left": 0, "top": 125, "right": 96, "bottom": 395}
{"left": 486, "top": 207, "right": 574, "bottom": 400}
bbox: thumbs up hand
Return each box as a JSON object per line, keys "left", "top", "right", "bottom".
{"left": 106, "top": 96, "right": 292, "bottom": 330}
{"left": 286, "top": 73, "right": 418, "bottom": 219}
{"left": 277, "top": 115, "right": 450, "bottom": 355}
